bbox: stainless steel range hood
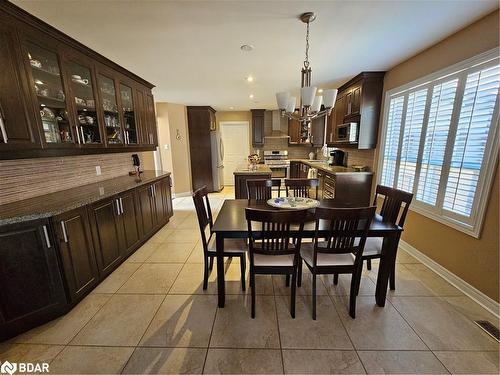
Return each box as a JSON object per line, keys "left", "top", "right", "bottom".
{"left": 264, "top": 110, "right": 290, "bottom": 139}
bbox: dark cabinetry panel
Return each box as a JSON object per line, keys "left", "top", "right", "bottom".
{"left": 0, "top": 20, "right": 39, "bottom": 150}
{"left": 288, "top": 118, "right": 300, "bottom": 144}
{"left": 187, "top": 106, "right": 216, "bottom": 191}
{"left": 137, "top": 183, "right": 156, "bottom": 236}
{"left": 0, "top": 219, "right": 66, "bottom": 339}
{"left": 88, "top": 197, "right": 124, "bottom": 277}
{"left": 251, "top": 109, "right": 265, "bottom": 146}
{"left": 234, "top": 172, "right": 272, "bottom": 199}
{"left": 0, "top": 2, "right": 157, "bottom": 160}
{"left": 326, "top": 72, "right": 384, "bottom": 149}
{"left": 54, "top": 207, "right": 99, "bottom": 302}
{"left": 311, "top": 116, "right": 325, "bottom": 147}
{"left": 117, "top": 190, "right": 141, "bottom": 256}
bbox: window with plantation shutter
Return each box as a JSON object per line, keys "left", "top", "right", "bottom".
{"left": 378, "top": 49, "right": 499, "bottom": 237}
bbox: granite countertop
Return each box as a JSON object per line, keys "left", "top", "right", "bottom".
{"left": 289, "top": 159, "right": 373, "bottom": 175}
{"left": 0, "top": 170, "right": 171, "bottom": 225}
{"left": 233, "top": 164, "right": 272, "bottom": 175}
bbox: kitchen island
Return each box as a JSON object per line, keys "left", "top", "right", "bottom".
{"left": 233, "top": 164, "right": 272, "bottom": 199}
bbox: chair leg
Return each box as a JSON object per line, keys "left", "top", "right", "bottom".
{"left": 389, "top": 262, "right": 396, "bottom": 290}
{"left": 312, "top": 273, "right": 317, "bottom": 320}
{"left": 240, "top": 255, "right": 246, "bottom": 292}
{"left": 209, "top": 257, "right": 214, "bottom": 271}
{"left": 250, "top": 269, "right": 256, "bottom": 319}
{"left": 203, "top": 257, "right": 210, "bottom": 290}
{"left": 297, "top": 260, "right": 303, "bottom": 287}
{"left": 350, "top": 267, "right": 362, "bottom": 318}
{"left": 290, "top": 269, "right": 297, "bottom": 319}
{"left": 366, "top": 259, "right": 372, "bottom": 270}
{"left": 333, "top": 274, "right": 339, "bottom": 285}
{"left": 285, "top": 274, "right": 290, "bottom": 287}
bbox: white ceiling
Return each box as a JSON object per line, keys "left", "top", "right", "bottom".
{"left": 13, "top": 0, "right": 498, "bottom": 111}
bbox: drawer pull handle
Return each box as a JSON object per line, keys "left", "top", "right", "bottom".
{"left": 115, "top": 199, "right": 121, "bottom": 216}
{"left": 42, "top": 225, "right": 51, "bottom": 248}
{"left": 119, "top": 197, "right": 124, "bottom": 214}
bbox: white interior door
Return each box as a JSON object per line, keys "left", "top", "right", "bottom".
{"left": 220, "top": 121, "right": 250, "bottom": 185}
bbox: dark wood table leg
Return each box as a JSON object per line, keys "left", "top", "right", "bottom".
{"left": 216, "top": 233, "right": 225, "bottom": 308}
{"left": 375, "top": 232, "right": 400, "bottom": 306}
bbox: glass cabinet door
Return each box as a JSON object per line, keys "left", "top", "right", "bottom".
{"left": 98, "top": 74, "right": 122, "bottom": 145}
{"left": 26, "top": 41, "right": 72, "bottom": 144}
{"left": 68, "top": 62, "right": 101, "bottom": 145}
{"left": 119, "top": 84, "right": 138, "bottom": 144}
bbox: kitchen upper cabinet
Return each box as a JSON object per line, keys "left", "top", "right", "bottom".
{"left": 0, "top": 1, "right": 157, "bottom": 159}
{"left": 288, "top": 118, "right": 301, "bottom": 144}
{"left": 251, "top": 109, "right": 265, "bottom": 146}
{"left": 310, "top": 116, "right": 325, "bottom": 147}
{"left": 65, "top": 51, "right": 103, "bottom": 147}
{"left": 0, "top": 20, "right": 39, "bottom": 151}
{"left": 326, "top": 72, "right": 384, "bottom": 149}
{"left": 54, "top": 207, "right": 99, "bottom": 303}
{"left": 88, "top": 196, "right": 124, "bottom": 277}
{"left": 0, "top": 219, "right": 66, "bottom": 340}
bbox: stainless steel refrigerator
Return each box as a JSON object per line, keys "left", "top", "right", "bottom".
{"left": 210, "top": 131, "right": 224, "bottom": 192}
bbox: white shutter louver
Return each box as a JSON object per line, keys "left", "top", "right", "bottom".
{"left": 443, "top": 65, "right": 500, "bottom": 217}
{"left": 380, "top": 96, "right": 404, "bottom": 187}
{"left": 417, "top": 79, "right": 459, "bottom": 205}
{"left": 396, "top": 88, "right": 428, "bottom": 193}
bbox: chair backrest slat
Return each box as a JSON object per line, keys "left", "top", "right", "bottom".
{"left": 247, "top": 179, "right": 281, "bottom": 200}
{"left": 285, "top": 178, "right": 319, "bottom": 199}
{"left": 313, "top": 206, "right": 376, "bottom": 266}
{"left": 373, "top": 185, "right": 413, "bottom": 227}
{"left": 192, "top": 186, "right": 213, "bottom": 253}
{"left": 246, "top": 208, "right": 307, "bottom": 257}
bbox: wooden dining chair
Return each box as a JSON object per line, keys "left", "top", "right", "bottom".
{"left": 246, "top": 179, "right": 281, "bottom": 200}
{"left": 360, "top": 185, "right": 413, "bottom": 290}
{"left": 193, "top": 186, "right": 247, "bottom": 291}
{"left": 245, "top": 208, "right": 307, "bottom": 318}
{"left": 285, "top": 178, "right": 319, "bottom": 199}
{"left": 298, "top": 206, "right": 376, "bottom": 319}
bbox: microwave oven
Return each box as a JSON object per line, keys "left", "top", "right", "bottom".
{"left": 336, "top": 122, "right": 358, "bottom": 143}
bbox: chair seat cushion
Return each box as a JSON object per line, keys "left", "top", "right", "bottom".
{"left": 253, "top": 253, "right": 295, "bottom": 267}
{"left": 363, "top": 237, "right": 383, "bottom": 257}
{"left": 207, "top": 236, "right": 247, "bottom": 254}
{"left": 300, "top": 243, "right": 355, "bottom": 267}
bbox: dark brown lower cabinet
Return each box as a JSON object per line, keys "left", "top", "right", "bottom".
{"left": 0, "top": 219, "right": 66, "bottom": 340}
{"left": 137, "top": 183, "right": 156, "bottom": 236}
{"left": 54, "top": 207, "right": 99, "bottom": 302}
{"left": 234, "top": 172, "right": 272, "bottom": 199}
{"left": 88, "top": 197, "right": 124, "bottom": 277}
{"left": 117, "top": 190, "right": 141, "bottom": 256}
{"left": 137, "top": 177, "right": 173, "bottom": 236}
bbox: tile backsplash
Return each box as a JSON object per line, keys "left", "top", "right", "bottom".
{"left": 0, "top": 153, "right": 137, "bottom": 205}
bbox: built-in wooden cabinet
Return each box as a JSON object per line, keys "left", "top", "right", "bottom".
{"left": 0, "top": 173, "right": 172, "bottom": 339}
{"left": 311, "top": 116, "right": 325, "bottom": 147}
{"left": 251, "top": 109, "right": 265, "bottom": 146}
{"left": 0, "top": 2, "right": 158, "bottom": 159}
{"left": 53, "top": 207, "right": 99, "bottom": 302}
{"left": 0, "top": 219, "right": 66, "bottom": 340}
{"left": 326, "top": 72, "right": 384, "bottom": 149}
{"left": 288, "top": 118, "right": 301, "bottom": 144}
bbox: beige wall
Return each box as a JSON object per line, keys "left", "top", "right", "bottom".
{"left": 375, "top": 9, "right": 499, "bottom": 302}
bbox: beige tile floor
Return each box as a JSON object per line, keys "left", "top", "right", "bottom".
{"left": 1, "top": 186, "right": 499, "bottom": 374}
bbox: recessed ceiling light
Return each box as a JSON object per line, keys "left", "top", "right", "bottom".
{"left": 318, "top": 89, "right": 323, "bottom": 93}
{"left": 246, "top": 76, "right": 254, "bottom": 82}
{"left": 240, "top": 44, "right": 254, "bottom": 52}
{"left": 249, "top": 94, "right": 254, "bottom": 99}
{"left": 229, "top": 106, "right": 234, "bottom": 110}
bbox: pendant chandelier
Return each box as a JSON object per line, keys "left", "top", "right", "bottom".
{"left": 276, "top": 12, "right": 337, "bottom": 124}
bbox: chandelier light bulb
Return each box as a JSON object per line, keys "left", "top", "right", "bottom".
{"left": 323, "top": 89, "right": 338, "bottom": 109}
{"left": 286, "top": 97, "right": 296, "bottom": 114}
{"left": 276, "top": 92, "right": 290, "bottom": 110}
{"left": 311, "top": 95, "right": 323, "bottom": 113}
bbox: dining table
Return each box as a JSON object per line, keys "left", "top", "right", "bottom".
{"left": 211, "top": 199, "right": 403, "bottom": 308}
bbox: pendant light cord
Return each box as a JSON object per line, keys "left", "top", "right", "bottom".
{"left": 304, "top": 21, "right": 310, "bottom": 69}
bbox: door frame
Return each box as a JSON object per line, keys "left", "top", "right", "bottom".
{"left": 219, "top": 121, "right": 250, "bottom": 185}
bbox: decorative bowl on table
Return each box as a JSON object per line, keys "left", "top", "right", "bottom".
{"left": 267, "top": 197, "right": 320, "bottom": 210}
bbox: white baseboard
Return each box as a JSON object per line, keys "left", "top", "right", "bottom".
{"left": 399, "top": 240, "right": 500, "bottom": 319}
{"left": 173, "top": 191, "right": 192, "bottom": 198}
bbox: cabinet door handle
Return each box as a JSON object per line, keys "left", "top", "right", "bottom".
{"left": 80, "top": 127, "right": 85, "bottom": 144}
{"left": 61, "top": 221, "right": 68, "bottom": 243}
{"left": 0, "top": 103, "right": 7, "bottom": 143}
{"left": 75, "top": 126, "right": 80, "bottom": 144}
{"left": 125, "top": 131, "right": 129, "bottom": 144}
{"left": 115, "top": 199, "right": 121, "bottom": 216}
{"left": 119, "top": 197, "right": 124, "bottom": 214}
{"left": 42, "top": 225, "right": 51, "bottom": 248}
